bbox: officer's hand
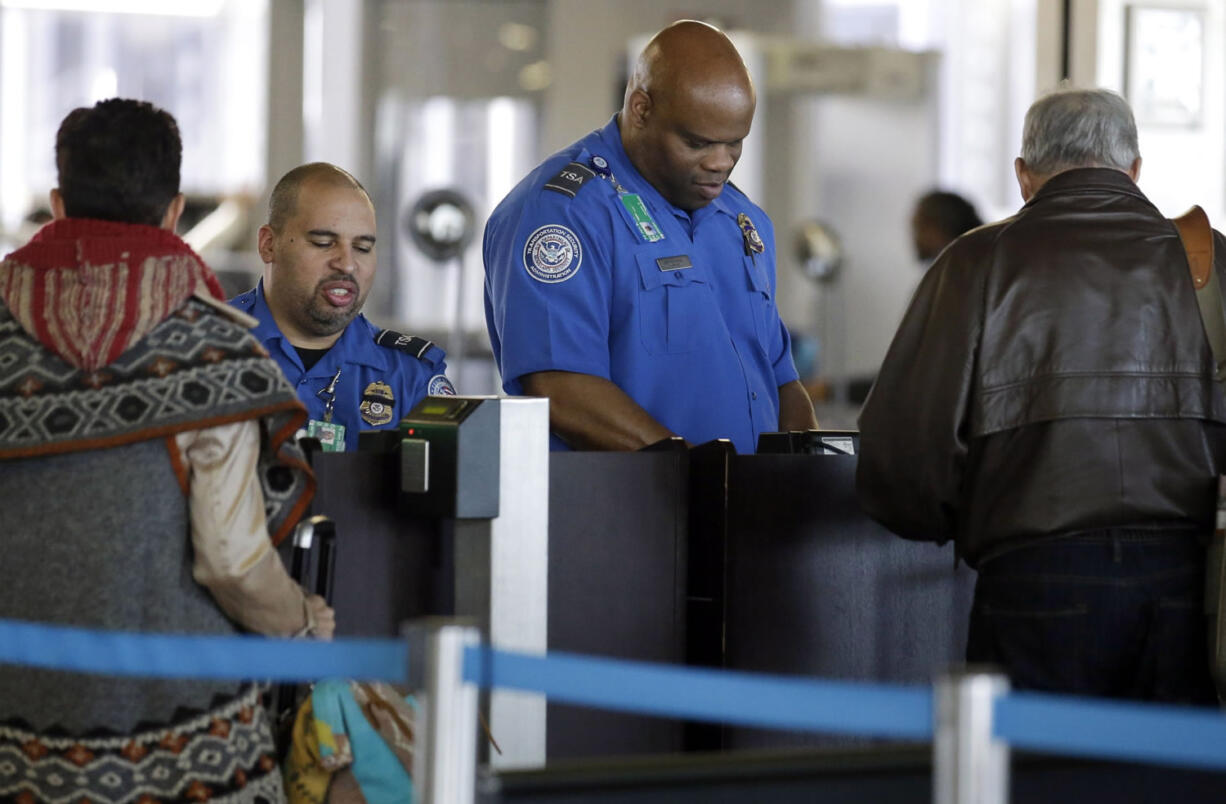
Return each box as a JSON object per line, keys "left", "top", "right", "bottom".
{"left": 305, "top": 594, "right": 336, "bottom": 640}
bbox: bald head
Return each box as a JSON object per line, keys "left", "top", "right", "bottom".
{"left": 258, "top": 162, "right": 377, "bottom": 349}
{"left": 625, "top": 21, "right": 755, "bottom": 114}
{"left": 621, "top": 21, "right": 756, "bottom": 210}
{"left": 268, "top": 162, "right": 371, "bottom": 232}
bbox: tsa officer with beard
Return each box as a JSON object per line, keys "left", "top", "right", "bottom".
{"left": 231, "top": 162, "right": 454, "bottom": 452}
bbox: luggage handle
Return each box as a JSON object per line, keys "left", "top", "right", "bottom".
{"left": 291, "top": 514, "right": 337, "bottom": 604}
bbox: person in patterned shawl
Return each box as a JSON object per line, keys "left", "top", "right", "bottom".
{"left": 0, "top": 98, "right": 334, "bottom": 803}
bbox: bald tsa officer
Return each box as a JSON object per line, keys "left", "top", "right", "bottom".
{"left": 231, "top": 163, "right": 454, "bottom": 452}
{"left": 483, "top": 21, "right": 817, "bottom": 452}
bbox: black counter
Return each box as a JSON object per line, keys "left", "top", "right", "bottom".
{"left": 305, "top": 444, "right": 974, "bottom": 759}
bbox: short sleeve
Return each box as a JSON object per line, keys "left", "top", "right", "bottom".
{"left": 483, "top": 188, "right": 617, "bottom": 393}
{"left": 400, "top": 357, "right": 455, "bottom": 415}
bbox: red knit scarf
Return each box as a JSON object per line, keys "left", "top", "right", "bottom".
{"left": 0, "top": 218, "right": 226, "bottom": 372}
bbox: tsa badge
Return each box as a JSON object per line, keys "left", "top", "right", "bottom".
{"left": 523, "top": 224, "right": 582, "bottom": 283}
{"left": 737, "top": 212, "right": 765, "bottom": 254}
{"left": 427, "top": 374, "right": 456, "bottom": 396}
{"left": 360, "top": 381, "right": 395, "bottom": 426}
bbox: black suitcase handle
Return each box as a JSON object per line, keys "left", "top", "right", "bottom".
{"left": 290, "top": 514, "right": 337, "bottom": 605}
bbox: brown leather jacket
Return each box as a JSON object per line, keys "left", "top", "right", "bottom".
{"left": 857, "top": 168, "right": 1226, "bottom": 566}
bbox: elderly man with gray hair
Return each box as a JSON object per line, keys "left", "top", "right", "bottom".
{"left": 857, "top": 87, "right": 1225, "bottom": 704}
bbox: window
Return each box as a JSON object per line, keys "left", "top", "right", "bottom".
{"left": 0, "top": 0, "right": 267, "bottom": 245}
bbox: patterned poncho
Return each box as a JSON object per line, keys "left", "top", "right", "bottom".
{"left": 0, "top": 218, "right": 313, "bottom": 803}
{"left": 0, "top": 217, "right": 311, "bottom": 542}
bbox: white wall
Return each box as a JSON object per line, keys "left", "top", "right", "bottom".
{"left": 798, "top": 0, "right": 1038, "bottom": 379}
{"left": 806, "top": 93, "right": 940, "bottom": 379}
{"left": 1094, "top": 0, "right": 1225, "bottom": 223}
{"left": 302, "top": 0, "right": 366, "bottom": 174}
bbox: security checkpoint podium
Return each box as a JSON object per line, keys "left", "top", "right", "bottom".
{"left": 306, "top": 399, "right": 974, "bottom": 763}
{"left": 308, "top": 396, "right": 550, "bottom": 769}
{"left": 307, "top": 397, "right": 689, "bottom": 764}
{"left": 705, "top": 435, "right": 976, "bottom": 750}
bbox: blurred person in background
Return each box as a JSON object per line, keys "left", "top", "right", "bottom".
{"left": 910, "top": 188, "right": 983, "bottom": 265}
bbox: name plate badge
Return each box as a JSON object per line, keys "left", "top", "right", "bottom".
{"left": 656, "top": 255, "right": 693, "bottom": 272}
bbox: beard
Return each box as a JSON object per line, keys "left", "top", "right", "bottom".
{"left": 300, "top": 277, "right": 366, "bottom": 337}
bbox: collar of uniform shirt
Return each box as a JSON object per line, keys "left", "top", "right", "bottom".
{"left": 249, "top": 280, "right": 289, "bottom": 345}
{"left": 304, "top": 312, "right": 385, "bottom": 373}
{"left": 595, "top": 115, "right": 739, "bottom": 229}
{"left": 249, "top": 281, "right": 383, "bottom": 372}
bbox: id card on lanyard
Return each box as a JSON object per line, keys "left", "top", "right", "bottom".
{"left": 308, "top": 367, "right": 346, "bottom": 452}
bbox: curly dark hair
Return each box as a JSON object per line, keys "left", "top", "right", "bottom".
{"left": 55, "top": 98, "right": 181, "bottom": 227}
{"left": 915, "top": 190, "right": 983, "bottom": 241}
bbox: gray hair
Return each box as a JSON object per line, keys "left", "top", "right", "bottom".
{"left": 1020, "top": 87, "right": 1140, "bottom": 176}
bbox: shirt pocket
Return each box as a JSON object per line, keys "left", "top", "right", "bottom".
{"left": 743, "top": 253, "right": 775, "bottom": 350}
{"left": 635, "top": 250, "right": 713, "bottom": 355}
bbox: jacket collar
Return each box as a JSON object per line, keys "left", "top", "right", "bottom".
{"left": 1029, "top": 167, "right": 1152, "bottom": 206}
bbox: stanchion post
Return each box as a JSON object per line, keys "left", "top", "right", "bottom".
{"left": 405, "top": 620, "right": 481, "bottom": 804}
{"left": 933, "top": 669, "right": 1011, "bottom": 804}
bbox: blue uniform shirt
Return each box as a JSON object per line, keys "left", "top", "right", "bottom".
{"left": 230, "top": 283, "right": 453, "bottom": 451}
{"left": 483, "top": 115, "right": 800, "bottom": 453}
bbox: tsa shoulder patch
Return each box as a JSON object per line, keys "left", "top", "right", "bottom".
{"left": 375, "top": 329, "right": 440, "bottom": 363}
{"left": 543, "top": 161, "right": 596, "bottom": 198}
{"left": 523, "top": 224, "right": 582, "bottom": 283}
{"left": 428, "top": 374, "right": 456, "bottom": 396}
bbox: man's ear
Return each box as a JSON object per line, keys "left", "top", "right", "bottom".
{"left": 49, "top": 189, "right": 66, "bottom": 220}
{"left": 160, "top": 193, "right": 186, "bottom": 232}
{"left": 1128, "top": 156, "right": 1142, "bottom": 183}
{"left": 625, "top": 88, "right": 653, "bottom": 128}
{"left": 257, "top": 224, "right": 277, "bottom": 264}
{"left": 1014, "top": 157, "right": 1037, "bottom": 202}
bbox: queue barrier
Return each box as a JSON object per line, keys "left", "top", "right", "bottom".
{"left": 0, "top": 618, "right": 407, "bottom": 681}
{"left": 459, "top": 644, "right": 931, "bottom": 740}
{"left": 1, "top": 617, "right": 1224, "bottom": 803}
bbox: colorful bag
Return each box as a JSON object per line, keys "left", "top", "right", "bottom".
{"left": 284, "top": 679, "right": 417, "bottom": 804}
